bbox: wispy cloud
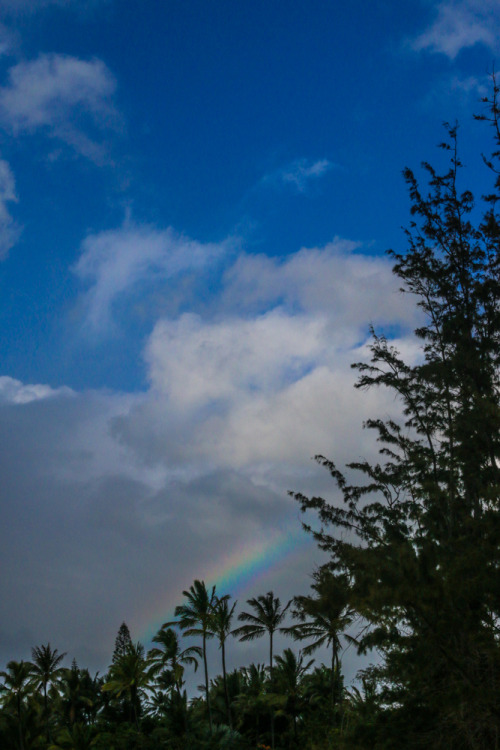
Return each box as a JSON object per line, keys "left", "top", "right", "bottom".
{"left": 0, "top": 0, "right": 107, "bottom": 14}
{"left": 0, "top": 23, "right": 15, "bottom": 57}
{"left": 73, "top": 220, "right": 231, "bottom": 334}
{"left": 0, "top": 376, "right": 73, "bottom": 404}
{"left": 0, "top": 158, "right": 19, "bottom": 260}
{"left": 411, "top": 0, "right": 500, "bottom": 59}
{"left": 263, "top": 157, "right": 333, "bottom": 193}
{"left": 0, "top": 53, "right": 120, "bottom": 163}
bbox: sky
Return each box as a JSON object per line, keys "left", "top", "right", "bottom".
{"left": 0, "top": 0, "right": 499, "bottom": 683}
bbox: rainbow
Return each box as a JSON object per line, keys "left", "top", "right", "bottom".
{"left": 139, "top": 524, "right": 311, "bottom": 642}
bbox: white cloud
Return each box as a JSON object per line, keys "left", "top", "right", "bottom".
{"left": 412, "top": 0, "right": 500, "bottom": 58}
{"left": 0, "top": 53, "right": 120, "bottom": 162}
{"left": 0, "top": 158, "right": 19, "bottom": 259}
{"left": 146, "top": 310, "right": 327, "bottom": 410}
{"left": 264, "top": 157, "right": 333, "bottom": 193}
{"left": 129, "top": 313, "right": 412, "bottom": 473}
{"left": 73, "top": 221, "right": 231, "bottom": 334}
{"left": 110, "top": 239, "right": 417, "bottom": 474}
{"left": 222, "top": 238, "right": 417, "bottom": 331}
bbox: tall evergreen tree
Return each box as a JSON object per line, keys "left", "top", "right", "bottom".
{"left": 292, "top": 93, "right": 500, "bottom": 748}
{"left": 112, "top": 623, "right": 133, "bottom": 664}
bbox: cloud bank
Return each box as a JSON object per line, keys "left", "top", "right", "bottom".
{"left": 0, "top": 234, "right": 420, "bottom": 672}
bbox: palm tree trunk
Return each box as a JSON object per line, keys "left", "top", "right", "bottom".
{"left": 43, "top": 682, "right": 50, "bottom": 743}
{"left": 16, "top": 693, "right": 25, "bottom": 750}
{"left": 131, "top": 684, "right": 140, "bottom": 731}
{"left": 203, "top": 630, "right": 213, "bottom": 734}
{"left": 269, "top": 631, "right": 275, "bottom": 750}
{"left": 221, "top": 639, "right": 232, "bottom": 728}
{"left": 331, "top": 642, "right": 338, "bottom": 719}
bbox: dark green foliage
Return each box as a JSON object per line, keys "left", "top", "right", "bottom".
{"left": 102, "top": 642, "right": 153, "bottom": 728}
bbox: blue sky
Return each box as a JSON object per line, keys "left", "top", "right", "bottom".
{"left": 0, "top": 0, "right": 499, "bottom": 677}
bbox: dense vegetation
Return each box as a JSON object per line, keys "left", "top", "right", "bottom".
{"left": 0, "top": 581, "right": 355, "bottom": 749}
{"left": 3, "top": 86, "right": 500, "bottom": 749}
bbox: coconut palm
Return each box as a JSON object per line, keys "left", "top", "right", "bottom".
{"left": 30, "top": 643, "right": 66, "bottom": 741}
{"left": 233, "top": 591, "right": 291, "bottom": 681}
{"left": 274, "top": 648, "right": 314, "bottom": 743}
{"left": 0, "top": 660, "right": 33, "bottom": 750}
{"left": 233, "top": 591, "right": 291, "bottom": 749}
{"left": 284, "top": 569, "right": 353, "bottom": 712}
{"left": 148, "top": 625, "right": 201, "bottom": 695}
{"left": 48, "top": 722, "right": 98, "bottom": 750}
{"left": 102, "top": 642, "right": 154, "bottom": 728}
{"left": 210, "top": 594, "right": 237, "bottom": 728}
{"left": 165, "top": 579, "right": 216, "bottom": 733}
{"left": 233, "top": 663, "right": 272, "bottom": 747}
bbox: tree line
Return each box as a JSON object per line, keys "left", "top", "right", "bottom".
{"left": 0, "top": 575, "right": 358, "bottom": 749}
{"left": 3, "top": 77, "right": 500, "bottom": 750}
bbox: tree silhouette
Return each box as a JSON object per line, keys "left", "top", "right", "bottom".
{"left": 210, "top": 594, "right": 237, "bottom": 728}
{"left": 274, "top": 648, "right": 314, "bottom": 743}
{"left": 233, "top": 591, "right": 291, "bottom": 680}
{"left": 30, "top": 643, "right": 66, "bottom": 741}
{"left": 0, "top": 660, "right": 33, "bottom": 750}
{"left": 166, "top": 579, "right": 216, "bottom": 734}
{"left": 285, "top": 569, "right": 353, "bottom": 711}
{"left": 148, "top": 625, "right": 201, "bottom": 695}
{"left": 102, "top": 641, "right": 153, "bottom": 728}
{"left": 292, "top": 108, "right": 500, "bottom": 746}
{"left": 112, "top": 622, "right": 132, "bottom": 664}
{"left": 233, "top": 591, "right": 291, "bottom": 749}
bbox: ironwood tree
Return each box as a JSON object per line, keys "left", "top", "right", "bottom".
{"left": 292, "top": 83, "right": 500, "bottom": 749}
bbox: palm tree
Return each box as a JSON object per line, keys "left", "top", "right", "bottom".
{"left": 49, "top": 722, "right": 98, "bottom": 750}
{"left": 0, "top": 660, "right": 33, "bottom": 750}
{"left": 148, "top": 625, "right": 201, "bottom": 695}
{"left": 274, "top": 648, "right": 314, "bottom": 743}
{"left": 233, "top": 664, "right": 271, "bottom": 748}
{"left": 233, "top": 591, "right": 291, "bottom": 681}
{"left": 210, "top": 594, "right": 237, "bottom": 728}
{"left": 165, "top": 579, "right": 216, "bottom": 733}
{"left": 284, "top": 569, "right": 353, "bottom": 712}
{"left": 102, "top": 642, "right": 154, "bottom": 729}
{"left": 30, "top": 643, "right": 66, "bottom": 741}
{"left": 233, "top": 591, "right": 291, "bottom": 749}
